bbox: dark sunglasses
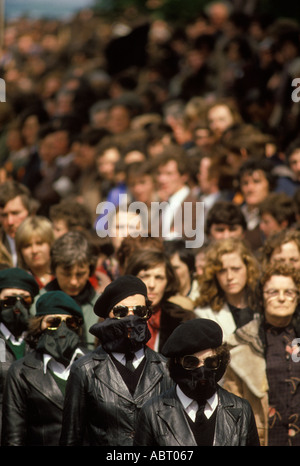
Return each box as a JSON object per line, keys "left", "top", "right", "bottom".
{"left": 180, "top": 354, "right": 220, "bottom": 371}
{"left": 0, "top": 295, "right": 33, "bottom": 309}
{"left": 112, "top": 305, "right": 151, "bottom": 320}
{"left": 43, "top": 315, "right": 83, "bottom": 331}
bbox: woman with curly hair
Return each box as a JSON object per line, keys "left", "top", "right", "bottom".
{"left": 194, "top": 237, "right": 260, "bottom": 340}
{"left": 223, "top": 263, "right": 300, "bottom": 446}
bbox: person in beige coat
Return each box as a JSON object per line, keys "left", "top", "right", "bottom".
{"left": 223, "top": 263, "right": 300, "bottom": 446}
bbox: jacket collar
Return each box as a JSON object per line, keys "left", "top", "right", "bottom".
{"left": 21, "top": 351, "right": 65, "bottom": 409}
{"left": 92, "top": 346, "right": 166, "bottom": 403}
{"left": 159, "top": 386, "right": 197, "bottom": 446}
{"left": 227, "top": 318, "right": 268, "bottom": 398}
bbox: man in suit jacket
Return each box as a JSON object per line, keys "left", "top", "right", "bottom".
{"left": 0, "top": 180, "right": 38, "bottom": 266}
{"left": 134, "top": 318, "right": 260, "bottom": 446}
{"left": 60, "top": 275, "right": 173, "bottom": 446}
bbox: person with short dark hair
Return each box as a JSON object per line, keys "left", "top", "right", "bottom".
{"left": 134, "top": 318, "right": 260, "bottom": 446}
{"left": 60, "top": 275, "right": 173, "bottom": 446}
{"left": 205, "top": 200, "right": 247, "bottom": 241}
{"left": 0, "top": 180, "right": 39, "bottom": 265}
{"left": 259, "top": 192, "right": 296, "bottom": 239}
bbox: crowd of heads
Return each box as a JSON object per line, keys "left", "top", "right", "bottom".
{"left": 0, "top": 2, "right": 299, "bottom": 324}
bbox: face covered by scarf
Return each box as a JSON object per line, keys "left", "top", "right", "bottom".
{"left": 0, "top": 298, "right": 30, "bottom": 338}
{"left": 169, "top": 357, "right": 226, "bottom": 405}
{"left": 36, "top": 322, "right": 80, "bottom": 367}
{"left": 90, "top": 315, "right": 151, "bottom": 354}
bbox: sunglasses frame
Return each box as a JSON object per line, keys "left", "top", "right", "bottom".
{"left": 43, "top": 315, "right": 83, "bottom": 331}
{"left": 0, "top": 295, "right": 33, "bottom": 309}
{"left": 180, "top": 354, "right": 221, "bottom": 371}
{"left": 112, "top": 305, "right": 152, "bottom": 320}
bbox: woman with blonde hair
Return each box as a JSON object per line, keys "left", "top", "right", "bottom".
{"left": 194, "top": 237, "right": 260, "bottom": 340}
{"left": 15, "top": 216, "right": 55, "bottom": 288}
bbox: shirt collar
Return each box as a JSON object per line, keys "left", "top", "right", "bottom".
{"left": 111, "top": 347, "right": 145, "bottom": 368}
{"left": 176, "top": 384, "right": 218, "bottom": 420}
{"left": 43, "top": 347, "right": 84, "bottom": 379}
{"left": 0, "top": 322, "right": 25, "bottom": 345}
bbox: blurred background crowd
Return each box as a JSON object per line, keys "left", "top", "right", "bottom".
{"left": 1, "top": 0, "right": 300, "bottom": 446}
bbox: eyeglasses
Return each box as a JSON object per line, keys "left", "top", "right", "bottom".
{"left": 263, "top": 289, "right": 298, "bottom": 300}
{"left": 0, "top": 295, "right": 33, "bottom": 309}
{"left": 43, "top": 316, "right": 83, "bottom": 330}
{"left": 111, "top": 305, "right": 151, "bottom": 319}
{"left": 180, "top": 354, "right": 221, "bottom": 371}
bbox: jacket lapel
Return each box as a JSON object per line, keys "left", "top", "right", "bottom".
{"left": 93, "top": 347, "right": 167, "bottom": 403}
{"left": 93, "top": 349, "right": 134, "bottom": 401}
{"left": 22, "top": 352, "right": 64, "bottom": 409}
{"left": 157, "top": 388, "right": 197, "bottom": 446}
{"left": 133, "top": 348, "right": 165, "bottom": 402}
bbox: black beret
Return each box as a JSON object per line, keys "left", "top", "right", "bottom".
{"left": 0, "top": 268, "right": 39, "bottom": 297}
{"left": 94, "top": 275, "right": 148, "bottom": 318}
{"left": 161, "top": 318, "right": 223, "bottom": 357}
{"left": 36, "top": 291, "right": 83, "bottom": 319}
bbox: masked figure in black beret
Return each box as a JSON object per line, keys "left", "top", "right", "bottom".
{"left": 1, "top": 290, "right": 87, "bottom": 446}
{"left": 134, "top": 318, "right": 260, "bottom": 446}
{"left": 60, "top": 275, "right": 173, "bottom": 446}
{"left": 0, "top": 267, "right": 39, "bottom": 442}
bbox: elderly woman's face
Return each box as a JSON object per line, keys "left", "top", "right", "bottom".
{"left": 263, "top": 274, "right": 298, "bottom": 327}
{"left": 137, "top": 264, "right": 167, "bottom": 307}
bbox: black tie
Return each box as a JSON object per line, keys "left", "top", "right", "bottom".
{"left": 195, "top": 403, "right": 206, "bottom": 425}
{"left": 125, "top": 352, "right": 135, "bottom": 372}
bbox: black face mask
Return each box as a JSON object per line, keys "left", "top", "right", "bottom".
{"left": 90, "top": 315, "right": 151, "bottom": 354}
{"left": 169, "top": 359, "right": 226, "bottom": 405}
{"left": 36, "top": 322, "right": 80, "bottom": 367}
{"left": 0, "top": 300, "right": 29, "bottom": 338}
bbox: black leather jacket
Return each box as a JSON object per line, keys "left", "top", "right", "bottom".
{"left": 134, "top": 385, "right": 260, "bottom": 446}
{"left": 1, "top": 349, "right": 86, "bottom": 446}
{"left": 60, "top": 346, "right": 173, "bottom": 446}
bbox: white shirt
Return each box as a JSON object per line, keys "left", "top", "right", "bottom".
{"left": 43, "top": 348, "right": 84, "bottom": 380}
{"left": 6, "top": 234, "right": 17, "bottom": 266}
{"left": 111, "top": 347, "right": 145, "bottom": 369}
{"left": 176, "top": 385, "right": 218, "bottom": 422}
{"left": 0, "top": 322, "right": 25, "bottom": 346}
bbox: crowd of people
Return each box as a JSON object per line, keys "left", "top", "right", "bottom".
{"left": 0, "top": 0, "right": 300, "bottom": 447}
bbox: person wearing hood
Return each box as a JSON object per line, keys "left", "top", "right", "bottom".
{"left": 1, "top": 290, "right": 86, "bottom": 446}
{"left": 134, "top": 318, "right": 260, "bottom": 446}
{"left": 60, "top": 275, "right": 173, "bottom": 446}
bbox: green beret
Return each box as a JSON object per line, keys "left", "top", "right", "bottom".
{"left": 0, "top": 268, "right": 39, "bottom": 297}
{"left": 36, "top": 291, "right": 83, "bottom": 319}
